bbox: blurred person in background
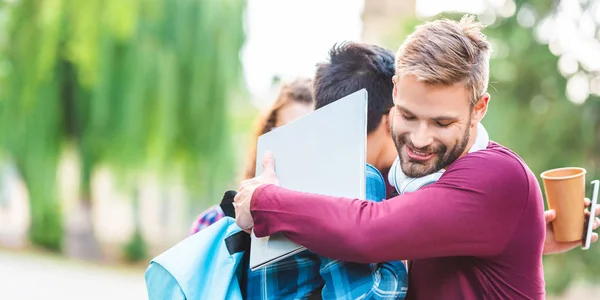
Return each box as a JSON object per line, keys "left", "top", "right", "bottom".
{"left": 188, "top": 77, "right": 314, "bottom": 235}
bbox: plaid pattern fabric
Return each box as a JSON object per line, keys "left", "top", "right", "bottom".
{"left": 189, "top": 205, "right": 225, "bottom": 235}
{"left": 318, "top": 259, "right": 407, "bottom": 300}
{"left": 365, "top": 164, "right": 387, "bottom": 203}
{"left": 246, "top": 164, "right": 408, "bottom": 300}
{"left": 246, "top": 250, "right": 324, "bottom": 300}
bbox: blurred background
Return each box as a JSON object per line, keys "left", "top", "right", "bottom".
{"left": 0, "top": 0, "right": 598, "bottom": 299}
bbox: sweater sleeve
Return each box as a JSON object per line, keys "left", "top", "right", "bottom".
{"left": 250, "top": 151, "right": 530, "bottom": 263}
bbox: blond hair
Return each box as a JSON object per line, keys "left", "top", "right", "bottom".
{"left": 395, "top": 15, "right": 492, "bottom": 105}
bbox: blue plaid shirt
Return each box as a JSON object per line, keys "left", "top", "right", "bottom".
{"left": 246, "top": 164, "right": 408, "bottom": 299}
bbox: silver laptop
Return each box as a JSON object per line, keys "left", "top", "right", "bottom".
{"left": 249, "top": 89, "right": 368, "bottom": 270}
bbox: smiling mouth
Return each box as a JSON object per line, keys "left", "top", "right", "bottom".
{"left": 406, "top": 146, "right": 435, "bottom": 161}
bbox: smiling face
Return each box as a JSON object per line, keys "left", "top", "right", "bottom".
{"left": 390, "top": 16, "right": 493, "bottom": 177}
{"left": 391, "top": 75, "right": 487, "bottom": 177}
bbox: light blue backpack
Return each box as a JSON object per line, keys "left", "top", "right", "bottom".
{"left": 146, "top": 164, "right": 388, "bottom": 300}
{"left": 145, "top": 215, "right": 250, "bottom": 300}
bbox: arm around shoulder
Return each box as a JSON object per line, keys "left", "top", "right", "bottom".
{"left": 250, "top": 151, "right": 531, "bottom": 262}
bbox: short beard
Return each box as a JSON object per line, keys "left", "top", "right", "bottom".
{"left": 391, "top": 121, "right": 471, "bottom": 178}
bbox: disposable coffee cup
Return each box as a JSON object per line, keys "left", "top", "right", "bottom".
{"left": 540, "top": 167, "right": 586, "bottom": 242}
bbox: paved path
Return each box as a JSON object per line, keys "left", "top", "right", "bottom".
{"left": 0, "top": 249, "right": 147, "bottom": 300}
{"left": 3, "top": 248, "right": 599, "bottom": 300}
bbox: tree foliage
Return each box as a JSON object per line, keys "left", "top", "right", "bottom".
{"left": 0, "top": 0, "right": 246, "bottom": 251}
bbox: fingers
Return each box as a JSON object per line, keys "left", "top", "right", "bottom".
{"left": 233, "top": 188, "right": 249, "bottom": 206}
{"left": 594, "top": 217, "right": 600, "bottom": 230}
{"left": 233, "top": 197, "right": 253, "bottom": 230}
{"left": 233, "top": 192, "right": 243, "bottom": 205}
{"left": 583, "top": 198, "right": 599, "bottom": 215}
{"left": 563, "top": 240, "right": 583, "bottom": 250}
{"left": 544, "top": 209, "right": 556, "bottom": 224}
{"left": 583, "top": 204, "right": 600, "bottom": 217}
{"left": 262, "top": 151, "right": 275, "bottom": 174}
{"left": 592, "top": 232, "right": 599, "bottom": 243}
{"left": 239, "top": 179, "right": 253, "bottom": 190}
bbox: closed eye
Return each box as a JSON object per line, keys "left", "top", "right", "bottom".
{"left": 402, "top": 114, "right": 416, "bottom": 121}
{"left": 436, "top": 121, "right": 452, "bottom": 128}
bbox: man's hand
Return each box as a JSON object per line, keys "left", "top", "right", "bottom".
{"left": 234, "top": 151, "right": 280, "bottom": 232}
{"left": 543, "top": 198, "right": 600, "bottom": 255}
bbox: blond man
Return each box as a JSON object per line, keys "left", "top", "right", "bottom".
{"left": 234, "top": 16, "right": 548, "bottom": 299}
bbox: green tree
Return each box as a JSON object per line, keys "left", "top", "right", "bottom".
{"left": 0, "top": 0, "right": 65, "bottom": 251}
{"left": 0, "top": 0, "right": 246, "bottom": 256}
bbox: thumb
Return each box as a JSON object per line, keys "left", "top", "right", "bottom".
{"left": 544, "top": 209, "right": 556, "bottom": 224}
{"left": 262, "top": 151, "right": 275, "bottom": 173}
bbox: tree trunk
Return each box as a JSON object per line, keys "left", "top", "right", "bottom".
{"left": 64, "top": 152, "right": 101, "bottom": 260}
{"left": 57, "top": 54, "right": 102, "bottom": 260}
{"left": 17, "top": 157, "right": 62, "bottom": 251}
{"left": 123, "top": 183, "right": 147, "bottom": 262}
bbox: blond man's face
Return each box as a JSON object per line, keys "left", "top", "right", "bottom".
{"left": 390, "top": 75, "right": 487, "bottom": 177}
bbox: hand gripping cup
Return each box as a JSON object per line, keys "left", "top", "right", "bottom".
{"left": 540, "top": 167, "right": 592, "bottom": 243}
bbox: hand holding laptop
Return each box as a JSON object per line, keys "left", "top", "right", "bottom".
{"left": 234, "top": 151, "right": 279, "bottom": 233}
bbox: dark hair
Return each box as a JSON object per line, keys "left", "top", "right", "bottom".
{"left": 243, "top": 77, "right": 314, "bottom": 180}
{"left": 314, "top": 42, "right": 395, "bottom": 133}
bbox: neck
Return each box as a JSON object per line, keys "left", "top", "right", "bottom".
{"left": 459, "top": 123, "right": 479, "bottom": 158}
{"left": 366, "top": 134, "right": 383, "bottom": 170}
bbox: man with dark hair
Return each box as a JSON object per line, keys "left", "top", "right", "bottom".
{"left": 314, "top": 42, "right": 398, "bottom": 192}
{"left": 315, "top": 42, "right": 394, "bottom": 132}
{"left": 245, "top": 42, "right": 408, "bottom": 300}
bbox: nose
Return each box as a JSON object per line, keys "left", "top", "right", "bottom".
{"left": 410, "top": 123, "right": 433, "bottom": 149}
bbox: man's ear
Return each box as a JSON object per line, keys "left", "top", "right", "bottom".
{"left": 381, "top": 113, "right": 391, "bottom": 135}
{"left": 369, "top": 114, "right": 392, "bottom": 139}
{"left": 472, "top": 93, "right": 490, "bottom": 126}
{"left": 392, "top": 75, "right": 399, "bottom": 101}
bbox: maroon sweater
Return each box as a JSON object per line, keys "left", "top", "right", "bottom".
{"left": 251, "top": 142, "right": 546, "bottom": 299}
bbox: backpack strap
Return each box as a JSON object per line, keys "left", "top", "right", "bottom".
{"left": 224, "top": 231, "right": 250, "bottom": 255}
{"left": 220, "top": 190, "right": 237, "bottom": 218}
{"left": 223, "top": 223, "right": 251, "bottom": 300}
{"left": 221, "top": 190, "right": 249, "bottom": 255}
